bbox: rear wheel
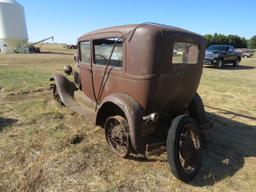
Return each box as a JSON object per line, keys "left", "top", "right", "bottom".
{"left": 166, "top": 115, "right": 201, "bottom": 182}
{"left": 104, "top": 115, "right": 131, "bottom": 158}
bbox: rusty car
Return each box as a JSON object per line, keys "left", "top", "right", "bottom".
{"left": 50, "top": 23, "right": 212, "bottom": 182}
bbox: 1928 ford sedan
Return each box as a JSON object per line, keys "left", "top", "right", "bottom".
{"left": 50, "top": 23, "right": 211, "bottom": 182}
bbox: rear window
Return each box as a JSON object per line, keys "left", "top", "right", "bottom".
{"left": 93, "top": 37, "right": 123, "bottom": 67}
{"left": 80, "top": 41, "right": 90, "bottom": 64}
{"left": 172, "top": 42, "right": 199, "bottom": 64}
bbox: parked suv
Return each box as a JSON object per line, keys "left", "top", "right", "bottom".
{"left": 204, "top": 45, "right": 241, "bottom": 68}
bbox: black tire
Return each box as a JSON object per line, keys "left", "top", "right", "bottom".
{"left": 233, "top": 58, "right": 240, "bottom": 67}
{"left": 52, "top": 84, "right": 64, "bottom": 106}
{"left": 166, "top": 114, "right": 201, "bottom": 182}
{"left": 217, "top": 59, "right": 223, "bottom": 68}
{"left": 104, "top": 115, "right": 131, "bottom": 158}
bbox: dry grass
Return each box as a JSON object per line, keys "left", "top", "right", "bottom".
{"left": 0, "top": 45, "right": 255, "bottom": 192}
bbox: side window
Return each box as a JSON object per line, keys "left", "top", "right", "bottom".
{"left": 228, "top": 47, "right": 234, "bottom": 52}
{"left": 93, "top": 37, "right": 123, "bottom": 67}
{"left": 172, "top": 42, "right": 199, "bottom": 64}
{"left": 80, "top": 41, "right": 90, "bottom": 64}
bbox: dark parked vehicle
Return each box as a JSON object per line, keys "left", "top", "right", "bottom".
{"left": 50, "top": 23, "right": 212, "bottom": 182}
{"left": 204, "top": 45, "right": 241, "bottom": 68}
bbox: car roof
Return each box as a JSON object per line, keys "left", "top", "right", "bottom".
{"left": 78, "top": 23, "right": 201, "bottom": 41}
{"left": 209, "top": 45, "right": 233, "bottom": 47}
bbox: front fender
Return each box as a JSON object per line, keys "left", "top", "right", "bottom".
{"left": 97, "top": 94, "right": 145, "bottom": 154}
{"left": 49, "top": 74, "right": 78, "bottom": 106}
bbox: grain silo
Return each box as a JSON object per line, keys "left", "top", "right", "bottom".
{"left": 0, "top": 0, "right": 28, "bottom": 53}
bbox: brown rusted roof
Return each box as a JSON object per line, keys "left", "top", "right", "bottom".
{"left": 78, "top": 23, "right": 200, "bottom": 41}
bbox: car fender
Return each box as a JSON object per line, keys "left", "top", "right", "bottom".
{"left": 49, "top": 74, "right": 78, "bottom": 106}
{"left": 96, "top": 93, "right": 145, "bottom": 153}
{"left": 188, "top": 93, "right": 207, "bottom": 125}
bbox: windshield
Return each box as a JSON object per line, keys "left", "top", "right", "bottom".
{"left": 207, "top": 45, "right": 227, "bottom": 51}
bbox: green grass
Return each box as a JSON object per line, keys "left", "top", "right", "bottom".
{"left": 0, "top": 53, "right": 74, "bottom": 94}
{"left": 199, "top": 58, "right": 256, "bottom": 118}
{"left": 0, "top": 67, "right": 48, "bottom": 92}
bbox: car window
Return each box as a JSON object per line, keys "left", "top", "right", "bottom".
{"left": 80, "top": 41, "right": 91, "bottom": 64}
{"left": 93, "top": 37, "right": 123, "bottom": 67}
{"left": 228, "top": 47, "right": 234, "bottom": 52}
{"left": 207, "top": 45, "right": 226, "bottom": 51}
{"left": 172, "top": 42, "right": 199, "bottom": 64}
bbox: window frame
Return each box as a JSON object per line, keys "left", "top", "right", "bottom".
{"left": 171, "top": 41, "right": 200, "bottom": 65}
{"left": 92, "top": 37, "right": 124, "bottom": 69}
{"left": 228, "top": 46, "right": 234, "bottom": 52}
{"left": 79, "top": 40, "right": 91, "bottom": 65}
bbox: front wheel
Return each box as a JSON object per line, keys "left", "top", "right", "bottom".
{"left": 217, "top": 59, "right": 223, "bottom": 68}
{"left": 52, "top": 84, "right": 64, "bottom": 106}
{"left": 166, "top": 115, "right": 201, "bottom": 182}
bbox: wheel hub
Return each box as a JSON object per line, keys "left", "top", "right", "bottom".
{"left": 179, "top": 125, "right": 200, "bottom": 173}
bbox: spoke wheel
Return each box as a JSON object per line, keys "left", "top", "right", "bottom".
{"left": 104, "top": 116, "right": 131, "bottom": 158}
{"left": 167, "top": 115, "right": 201, "bottom": 182}
{"left": 52, "top": 84, "right": 64, "bottom": 106}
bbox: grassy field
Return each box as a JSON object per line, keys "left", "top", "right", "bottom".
{"left": 0, "top": 45, "right": 255, "bottom": 192}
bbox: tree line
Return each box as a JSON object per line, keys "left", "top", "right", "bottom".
{"left": 204, "top": 33, "right": 256, "bottom": 49}
{"left": 248, "top": 36, "right": 256, "bottom": 49}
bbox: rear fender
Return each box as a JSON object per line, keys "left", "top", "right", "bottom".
{"left": 49, "top": 74, "right": 78, "bottom": 106}
{"left": 188, "top": 93, "right": 207, "bottom": 125}
{"left": 96, "top": 94, "right": 145, "bottom": 154}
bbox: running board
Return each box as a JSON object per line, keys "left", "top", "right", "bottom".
{"left": 68, "top": 91, "right": 96, "bottom": 124}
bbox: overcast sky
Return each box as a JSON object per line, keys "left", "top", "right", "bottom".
{"left": 19, "top": 0, "right": 256, "bottom": 44}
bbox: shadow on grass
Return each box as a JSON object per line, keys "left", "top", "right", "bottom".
{"left": 0, "top": 117, "right": 18, "bottom": 132}
{"left": 205, "top": 105, "right": 256, "bottom": 121}
{"left": 192, "top": 111, "right": 256, "bottom": 186}
{"left": 204, "top": 65, "right": 255, "bottom": 70}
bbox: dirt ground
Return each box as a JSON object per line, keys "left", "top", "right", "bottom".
{"left": 0, "top": 45, "right": 255, "bottom": 192}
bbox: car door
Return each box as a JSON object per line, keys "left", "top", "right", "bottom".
{"left": 91, "top": 35, "right": 124, "bottom": 103}
{"left": 78, "top": 40, "right": 95, "bottom": 102}
{"left": 222, "top": 46, "right": 230, "bottom": 62}
{"left": 228, "top": 46, "right": 236, "bottom": 62}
